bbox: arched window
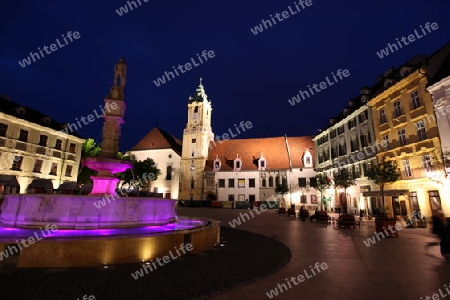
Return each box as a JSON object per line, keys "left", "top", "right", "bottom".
{"left": 262, "top": 178, "right": 267, "bottom": 187}
{"left": 282, "top": 176, "right": 287, "bottom": 186}
{"left": 190, "top": 178, "right": 195, "bottom": 189}
{"left": 166, "top": 165, "right": 172, "bottom": 181}
{"left": 268, "top": 176, "right": 274, "bottom": 187}
{"left": 275, "top": 175, "right": 280, "bottom": 185}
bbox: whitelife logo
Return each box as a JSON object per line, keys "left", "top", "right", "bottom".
{"left": 287, "top": 69, "right": 350, "bottom": 106}
{"left": 250, "top": 0, "right": 313, "bottom": 35}
{"left": 131, "top": 243, "right": 193, "bottom": 280}
{"left": 376, "top": 22, "right": 439, "bottom": 59}
{"left": 18, "top": 31, "right": 81, "bottom": 68}
{"left": 153, "top": 50, "right": 216, "bottom": 87}
{"left": 265, "top": 262, "right": 328, "bottom": 298}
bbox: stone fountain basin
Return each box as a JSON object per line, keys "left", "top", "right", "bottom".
{"left": 0, "top": 194, "right": 177, "bottom": 229}
{"left": 82, "top": 156, "right": 133, "bottom": 174}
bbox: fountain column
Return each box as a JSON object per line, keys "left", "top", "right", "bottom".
{"left": 82, "top": 58, "right": 132, "bottom": 196}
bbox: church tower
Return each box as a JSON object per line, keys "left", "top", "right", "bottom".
{"left": 179, "top": 79, "right": 214, "bottom": 201}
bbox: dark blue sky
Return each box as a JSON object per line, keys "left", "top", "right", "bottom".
{"left": 1, "top": 1, "right": 449, "bottom": 152}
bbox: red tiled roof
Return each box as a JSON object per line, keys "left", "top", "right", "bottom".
{"left": 130, "top": 127, "right": 182, "bottom": 155}
{"left": 205, "top": 136, "right": 314, "bottom": 171}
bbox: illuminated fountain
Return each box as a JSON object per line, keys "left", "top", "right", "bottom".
{"left": 0, "top": 59, "right": 220, "bottom": 267}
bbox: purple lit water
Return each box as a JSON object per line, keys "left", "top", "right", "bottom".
{"left": 0, "top": 217, "right": 208, "bottom": 242}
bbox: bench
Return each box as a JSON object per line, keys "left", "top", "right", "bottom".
{"left": 335, "top": 215, "right": 360, "bottom": 228}
{"left": 277, "top": 208, "right": 286, "bottom": 214}
{"left": 298, "top": 210, "right": 310, "bottom": 221}
{"left": 287, "top": 208, "right": 296, "bottom": 216}
{"left": 310, "top": 211, "right": 333, "bottom": 223}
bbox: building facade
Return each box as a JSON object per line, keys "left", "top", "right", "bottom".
{"left": 313, "top": 94, "right": 379, "bottom": 214}
{"left": 179, "top": 80, "right": 214, "bottom": 201}
{"left": 127, "top": 127, "right": 182, "bottom": 199}
{"left": 368, "top": 46, "right": 450, "bottom": 218}
{"left": 426, "top": 54, "right": 450, "bottom": 214}
{"left": 203, "top": 136, "right": 318, "bottom": 209}
{"left": 0, "top": 95, "right": 84, "bottom": 196}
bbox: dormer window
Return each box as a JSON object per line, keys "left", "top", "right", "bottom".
{"left": 258, "top": 152, "right": 266, "bottom": 171}
{"left": 303, "top": 149, "right": 313, "bottom": 168}
{"left": 16, "top": 107, "right": 26, "bottom": 116}
{"left": 213, "top": 155, "right": 221, "bottom": 172}
{"left": 234, "top": 154, "right": 242, "bottom": 172}
{"left": 43, "top": 117, "right": 51, "bottom": 124}
{"left": 384, "top": 78, "right": 394, "bottom": 88}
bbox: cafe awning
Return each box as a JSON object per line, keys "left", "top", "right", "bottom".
{"left": 28, "top": 179, "right": 54, "bottom": 190}
{"left": 0, "top": 175, "right": 20, "bottom": 187}
{"left": 58, "top": 181, "right": 80, "bottom": 192}
{"left": 362, "top": 189, "right": 409, "bottom": 197}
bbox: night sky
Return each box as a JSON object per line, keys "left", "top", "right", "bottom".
{"left": 1, "top": 1, "right": 449, "bottom": 152}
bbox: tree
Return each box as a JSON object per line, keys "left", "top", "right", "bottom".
{"left": 116, "top": 158, "right": 161, "bottom": 191}
{"left": 312, "top": 174, "right": 332, "bottom": 211}
{"left": 77, "top": 138, "right": 101, "bottom": 185}
{"left": 275, "top": 183, "right": 289, "bottom": 208}
{"left": 367, "top": 157, "right": 401, "bottom": 218}
{"left": 333, "top": 170, "right": 356, "bottom": 214}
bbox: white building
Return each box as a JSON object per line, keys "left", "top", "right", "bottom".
{"left": 203, "top": 136, "right": 318, "bottom": 209}
{"left": 313, "top": 92, "right": 378, "bottom": 214}
{"left": 127, "top": 127, "right": 182, "bottom": 199}
{"left": 0, "top": 95, "right": 84, "bottom": 196}
{"left": 427, "top": 54, "right": 450, "bottom": 177}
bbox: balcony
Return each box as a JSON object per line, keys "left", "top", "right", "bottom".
{"left": 36, "top": 146, "right": 46, "bottom": 155}
{"left": 15, "top": 141, "right": 27, "bottom": 151}
{"left": 53, "top": 150, "right": 61, "bottom": 158}
{"left": 67, "top": 154, "right": 75, "bottom": 161}
{"left": 0, "top": 137, "right": 5, "bottom": 147}
{"left": 410, "top": 105, "right": 426, "bottom": 121}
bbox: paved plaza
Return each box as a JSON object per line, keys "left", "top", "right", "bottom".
{"left": 1, "top": 207, "right": 449, "bottom": 299}
{"left": 178, "top": 207, "right": 450, "bottom": 300}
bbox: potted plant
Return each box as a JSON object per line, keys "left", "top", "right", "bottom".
{"left": 367, "top": 156, "right": 401, "bottom": 237}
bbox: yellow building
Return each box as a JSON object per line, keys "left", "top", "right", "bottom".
{"left": 0, "top": 95, "right": 85, "bottom": 196}
{"left": 368, "top": 45, "right": 450, "bottom": 219}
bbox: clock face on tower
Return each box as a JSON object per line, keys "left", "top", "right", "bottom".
{"left": 192, "top": 113, "right": 199, "bottom": 122}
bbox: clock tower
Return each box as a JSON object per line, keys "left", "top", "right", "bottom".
{"left": 179, "top": 79, "right": 214, "bottom": 201}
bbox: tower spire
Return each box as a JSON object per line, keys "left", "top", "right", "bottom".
{"left": 189, "top": 78, "right": 208, "bottom": 103}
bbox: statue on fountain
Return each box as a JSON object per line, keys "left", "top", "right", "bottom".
{"left": 114, "top": 58, "right": 127, "bottom": 87}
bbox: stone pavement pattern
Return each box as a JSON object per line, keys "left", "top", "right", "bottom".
{"left": 0, "top": 214, "right": 290, "bottom": 300}
{"left": 0, "top": 207, "right": 449, "bottom": 300}
{"left": 177, "top": 208, "right": 450, "bottom": 300}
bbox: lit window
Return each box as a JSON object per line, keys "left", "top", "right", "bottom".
{"left": 379, "top": 109, "right": 388, "bottom": 124}
{"left": 416, "top": 120, "right": 427, "bottom": 141}
{"left": 394, "top": 101, "right": 404, "bottom": 118}
{"left": 402, "top": 159, "right": 413, "bottom": 177}
{"left": 398, "top": 129, "right": 407, "bottom": 146}
{"left": 422, "top": 154, "right": 432, "bottom": 172}
{"left": 411, "top": 90, "right": 421, "bottom": 110}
